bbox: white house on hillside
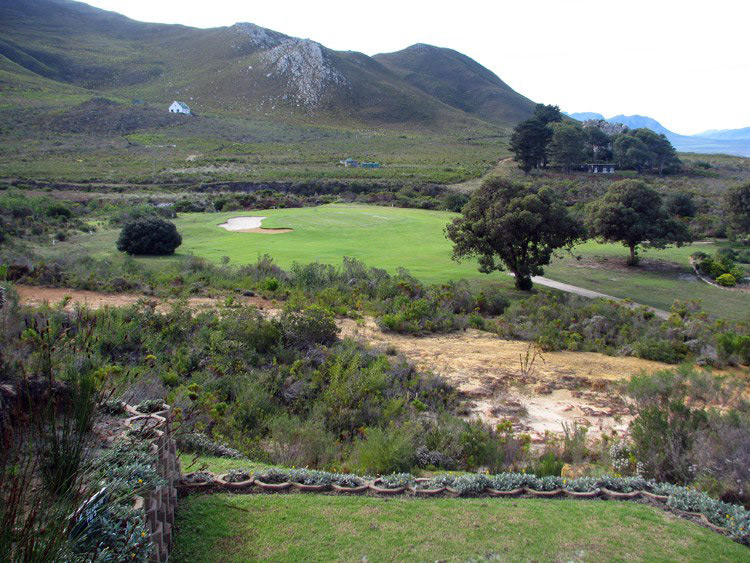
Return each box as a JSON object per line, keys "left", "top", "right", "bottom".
{"left": 169, "top": 101, "right": 191, "bottom": 115}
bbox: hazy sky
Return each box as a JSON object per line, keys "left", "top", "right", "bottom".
{"left": 84, "top": 0, "right": 749, "bottom": 134}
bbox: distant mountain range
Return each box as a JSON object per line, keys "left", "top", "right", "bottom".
{"left": 567, "top": 113, "right": 750, "bottom": 157}
{"left": 0, "top": 0, "right": 535, "bottom": 131}
{"left": 695, "top": 127, "right": 750, "bottom": 141}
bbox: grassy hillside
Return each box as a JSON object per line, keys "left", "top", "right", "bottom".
{"left": 51, "top": 203, "right": 750, "bottom": 319}
{"left": 173, "top": 494, "right": 749, "bottom": 562}
{"left": 0, "top": 0, "right": 530, "bottom": 130}
{"left": 374, "top": 43, "right": 535, "bottom": 125}
{"left": 0, "top": 1, "right": 529, "bottom": 185}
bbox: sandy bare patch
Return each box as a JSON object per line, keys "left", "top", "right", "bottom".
{"left": 15, "top": 286, "right": 275, "bottom": 312}
{"left": 338, "top": 318, "right": 673, "bottom": 441}
{"left": 218, "top": 216, "right": 292, "bottom": 234}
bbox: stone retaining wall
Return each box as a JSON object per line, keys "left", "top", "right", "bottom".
{"left": 126, "top": 406, "right": 180, "bottom": 563}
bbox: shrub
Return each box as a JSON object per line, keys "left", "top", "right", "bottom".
{"left": 267, "top": 414, "right": 336, "bottom": 468}
{"left": 116, "top": 217, "right": 182, "bottom": 256}
{"left": 278, "top": 306, "right": 339, "bottom": 349}
{"left": 101, "top": 399, "right": 126, "bottom": 415}
{"left": 717, "top": 332, "right": 750, "bottom": 365}
{"left": 531, "top": 452, "right": 565, "bottom": 477}
{"left": 353, "top": 425, "right": 416, "bottom": 475}
{"left": 564, "top": 476, "right": 599, "bottom": 492}
{"left": 634, "top": 338, "right": 687, "bottom": 363}
{"left": 666, "top": 192, "right": 696, "bottom": 218}
{"left": 476, "top": 287, "right": 510, "bottom": 316}
{"left": 489, "top": 473, "right": 528, "bottom": 491}
{"left": 626, "top": 368, "right": 713, "bottom": 482}
{"left": 561, "top": 422, "right": 588, "bottom": 464}
{"left": 716, "top": 273, "right": 737, "bottom": 287}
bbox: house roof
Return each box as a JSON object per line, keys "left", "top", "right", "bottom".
{"left": 172, "top": 101, "right": 190, "bottom": 110}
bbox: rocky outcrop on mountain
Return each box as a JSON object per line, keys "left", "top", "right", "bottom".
{"left": 262, "top": 39, "right": 348, "bottom": 108}
{"left": 232, "top": 22, "right": 287, "bottom": 49}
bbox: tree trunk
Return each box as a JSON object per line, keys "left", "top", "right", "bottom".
{"left": 514, "top": 272, "right": 534, "bottom": 291}
{"left": 627, "top": 243, "right": 639, "bottom": 266}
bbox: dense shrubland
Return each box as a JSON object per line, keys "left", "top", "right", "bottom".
{"left": 4, "top": 252, "right": 749, "bottom": 366}
{"left": 2, "top": 254, "right": 750, "bottom": 528}
{"left": 0, "top": 189, "right": 90, "bottom": 245}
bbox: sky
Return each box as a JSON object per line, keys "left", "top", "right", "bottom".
{"left": 84, "top": 0, "right": 749, "bottom": 135}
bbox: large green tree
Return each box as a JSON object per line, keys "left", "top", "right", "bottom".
{"left": 584, "top": 126, "right": 612, "bottom": 161}
{"left": 726, "top": 182, "right": 750, "bottom": 238}
{"left": 445, "top": 178, "right": 583, "bottom": 290}
{"left": 509, "top": 119, "right": 551, "bottom": 174}
{"left": 508, "top": 104, "right": 563, "bottom": 174}
{"left": 587, "top": 180, "right": 691, "bottom": 266}
{"left": 612, "top": 129, "right": 680, "bottom": 174}
{"left": 612, "top": 134, "right": 651, "bottom": 172}
{"left": 633, "top": 129, "right": 680, "bottom": 174}
{"left": 548, "top": 122, "right": 587, "bottom": 171}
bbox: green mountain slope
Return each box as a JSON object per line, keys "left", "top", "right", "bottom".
{"left": 0, "top": 0, "right": 532, "bottom": 130}
{"left": 373, "top": 43, "right": 536, "bottom": 125}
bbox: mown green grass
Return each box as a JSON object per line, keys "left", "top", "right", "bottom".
{"left": 544, "top": 240, "right": 750, "bottom": 321}
{"left": 172, "top": 494, "right": 749, "bottom": 562}
{"left": 57, "top": 203, "right": 750, "bottom": 319}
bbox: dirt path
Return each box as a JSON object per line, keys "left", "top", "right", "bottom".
{"left": 16, "top": 285, "right": 671, "bottom": 441}
{"left": 339, "top": 318, "right": 671, "bottom": 441}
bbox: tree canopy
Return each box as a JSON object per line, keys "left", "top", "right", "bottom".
{"left": 445, "top": 178, "right": 583, "bottom": 290}
{"left": 548, "top": 122, "right": 587, "bottom": 171}
{"left": 508, "top": 104, "right": 562, "bottom": 173}
{"left": 587, "top": 180, "right": 691, "bottom": 265}
{"left": 613, "top": 129, "right": 680, "bottom": 174}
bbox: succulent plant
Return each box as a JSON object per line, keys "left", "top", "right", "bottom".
{"left": 332, "top": 474, "right": 365, "bottom": 488}
{"left": 255, "top": 468, "right": 291, "bottom": 484}
{"left": 289, "top": 469, "right": 333, "bottom": 486}
{"left": 100, "top": 399, "right": 126, "bottom": 415}
{"left": 135, "top": 399, "right": 166, "bottom": 413}
{"left": 489, "top": 472, "right": 527, "bottom": 491}
{"left": 451, "top": 474, "right": 489, "bottom": 495}
{"left": 563, "top": 477, "right": 599, "bottom": 492}
{"left": 378, "top": 473, "right": 414, "bottom": 489}
{"left": 224, "top": 469, "right": 252, "bottom": 483}
{"left": 179, "top": 471, "right": 214, "bottom": 484}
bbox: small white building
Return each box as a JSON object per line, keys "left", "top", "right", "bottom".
{"left": 169, "top": 101, "right": 191, "bottom": 115}
{"left": 587, "top": 163, "right": 615, "bottom": 174}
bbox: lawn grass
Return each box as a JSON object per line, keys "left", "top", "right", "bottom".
{"left": 543, "top": 240, "right": 750, "bottom": 321}
{"left": 172, "top": 494, "right": 749, "bottom": 562}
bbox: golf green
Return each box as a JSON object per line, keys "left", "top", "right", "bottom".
{"left": 174, "top": 204, "right": 486, "bottom": 285}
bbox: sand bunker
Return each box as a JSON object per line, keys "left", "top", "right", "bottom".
{"left": 218, "top": 216, "right": 292, "bottom": 234}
